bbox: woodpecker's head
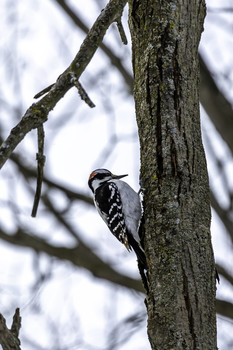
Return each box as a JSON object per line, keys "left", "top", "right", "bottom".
{"left": 88, "top": 169, "right": 128, "bottom": 193}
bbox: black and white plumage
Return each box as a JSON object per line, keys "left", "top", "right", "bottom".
{"left": 88, "top": 169, "right": 147, "bottom": 270}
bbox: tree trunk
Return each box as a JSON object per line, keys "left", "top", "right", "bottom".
{"left": 128, "top": 1, "right": 217, "bottom": 349}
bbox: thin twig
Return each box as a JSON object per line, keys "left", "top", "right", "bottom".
{"left": 73, "top": 79, "right": 95, "bottom": 108}
{"left": 34, "top": 83, "right": 55, "bottom": 99}
{"left": 116, "top": 17, "right": 127, "bottom": 45}
{"left": 31, "top": 125, "right": 46, "bottom": 217}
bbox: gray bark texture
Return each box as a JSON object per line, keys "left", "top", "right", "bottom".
{"left": 0, "top": 309, "right": 21, "bottom": 350}
{"left": 128, "top": 1, "right": 217, "bottom": 349}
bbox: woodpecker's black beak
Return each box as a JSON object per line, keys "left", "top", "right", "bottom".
{"left": 112, "top": 173, "right": 128, "bottom": 180}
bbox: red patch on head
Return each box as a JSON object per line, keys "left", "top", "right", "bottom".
{"left": 89, "top": 171, "right": 97, "bottom": 180}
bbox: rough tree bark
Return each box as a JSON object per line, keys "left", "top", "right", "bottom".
{"left": 0, "top": 309, "right": 21, "bottom": 350}
{"left": 128, "top": 1, "right": 217, "bottom": 349}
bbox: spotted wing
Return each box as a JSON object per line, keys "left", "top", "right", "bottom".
{"left": 94, "top": 182, "right": 130, "bottom": 250}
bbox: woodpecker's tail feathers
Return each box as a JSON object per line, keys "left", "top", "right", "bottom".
{"left": 134, "top": 245, "right": 147, "bottom": 270}
{"left": 138, "top": 260, "right": 149, "bottom": 293}
{"left": 127, "top": 232, "right": 149, "bottom": 293}
{"left": 127, "top": 233, "right": 147, "bottom": 270}
{"left": 131, "top": 240, "right": 149, "bottom": 293}
{"left": 216, "top": 267, "right": 220, "bottom": 284}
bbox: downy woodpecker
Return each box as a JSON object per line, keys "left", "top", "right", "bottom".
{"left": 88, "top": 169, "right": 147, "bottom": 270}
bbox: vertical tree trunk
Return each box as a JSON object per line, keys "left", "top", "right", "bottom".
{"left": 128, "top": 1, "right": 217, "bottom": 349}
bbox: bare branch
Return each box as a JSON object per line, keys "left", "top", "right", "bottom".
{"left": 216, "top": 299, "right": 233, "bottom": 320}
{"left": 208, "top": 7, "right": 233, "bottom": 13}
{"left": 31, "top": 125, "right": 46, "bottom": 217}
{"left": 0, "top": 226, "right": 144, "bottom": 293}
{"left": 200, "top": 54, "right": 233, "bottom": 154}
{"left": 116, "top": 17, "right": 128, "bottom": 45}
{"left": 34, "top": 83, "right": 55, "bottom": 99}
{"left": 210, "top": 190, "right": 233, "bottom": 245}
{"left": 0, "top": 104, "right": 49, "bottom": 170}
{"left": 216, "top": 263, "right": 233, "bottom": 286}
{"left": 69, "top": 0, "right": 127, "bottom": 77}
{"left": 0, "top": 0, "right": 127, "bottom": 170}
{"left": 73, "top": 79, "right": 96, "bottom": 108}
{"left": 54, "top": 0, "right": 133, "bottom": 91}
